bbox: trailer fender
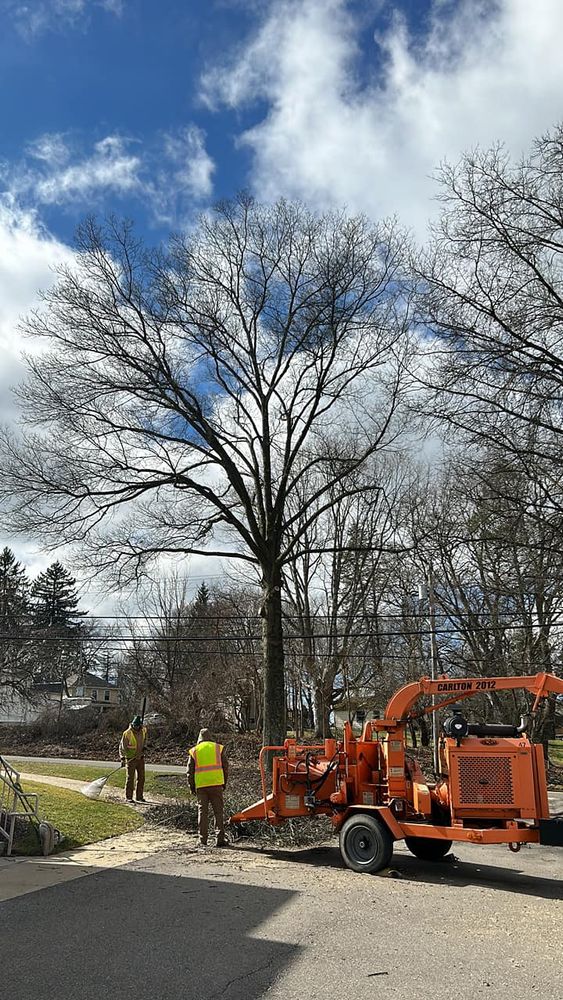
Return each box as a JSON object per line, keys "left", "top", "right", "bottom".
{"left": 334, "top": 805, "right": 405, "bottom": 841}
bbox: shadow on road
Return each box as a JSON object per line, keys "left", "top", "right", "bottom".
{"left": 234, "top": 843, "right": 563, "bottom": 900}
{"left": 389, "top": 852, "right": 563, "bottom": 899}
{"left": 1, "top": 867, "right": 300, "bottom": 1000}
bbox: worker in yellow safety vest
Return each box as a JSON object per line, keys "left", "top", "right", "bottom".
{"left": 187, "top": 728, "right": 229, "bottom": 847}
{"left": 119, "top": 716, "right": 148, "bottom": 803}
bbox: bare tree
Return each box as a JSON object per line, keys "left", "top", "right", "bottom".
{"left": 284, "top": 453, "right": 415, "bottom": 736}
{"left": 409, "top": 448, "right": 563, "bottom": 741}
{"left": 0, "top": 197, "right": 412, "bottom": 744}
{"left": 415, "top": 124, "right": 563, "bottom": 492}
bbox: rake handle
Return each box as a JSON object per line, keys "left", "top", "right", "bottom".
{"left": 106, "top": 765, "right": 125, "bottom": 778}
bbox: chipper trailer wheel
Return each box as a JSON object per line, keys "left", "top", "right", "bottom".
{"left": 404, "top": 836, "right": 453, "bottom": 861}
{"left": 339, "top": 813, "right": 394, "bottom": 873}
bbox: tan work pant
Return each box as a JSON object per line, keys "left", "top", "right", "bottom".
{"left": 196, "top": 786, "right": 226, "bottom": 845}
{"left": 126, "top": 758, "right": 145, "bottom": 800}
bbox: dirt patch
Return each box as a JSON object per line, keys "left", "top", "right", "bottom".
{"left": 0, "top": 724, "right": 183, "bottom": 764}
{"left": 0, "top": 726, "right": 262, "bottom": 768}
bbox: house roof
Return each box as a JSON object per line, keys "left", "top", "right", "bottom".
{"left": 79, "top": 671, "right": 119, "bottom": 689}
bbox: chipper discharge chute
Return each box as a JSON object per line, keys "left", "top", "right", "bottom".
{"left": 230, "top": 671, "right": 563, "bottom": 874}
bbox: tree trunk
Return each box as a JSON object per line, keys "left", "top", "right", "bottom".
{"left": 261, "top": 567, "right": 286, "bottom": 747}
{"left": 418, "top": 716, "right": 430, "bottom": 747}
{"left": 532, "top": 694, "right": 556, "bottom": 751}
{"left": 314, "top": 679, "right": 333, "bottom": 739}
{"left": 304, "top": 686, "right": 314, "bottom": 730}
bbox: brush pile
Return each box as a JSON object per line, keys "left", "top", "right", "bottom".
{"left": 145, "top": 735, "right": 334, "bottom": 847}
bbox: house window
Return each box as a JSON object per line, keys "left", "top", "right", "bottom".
{"left": 104, "top": 690, "right": 110, "bottom": 702}
{"left": 91, "top": 689, "right": 97, "bottom": 701}
{"left": 75, "top": 685, "right": 84, "bottom": 697}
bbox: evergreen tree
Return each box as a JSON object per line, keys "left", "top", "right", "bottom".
{"left": 31, "top": 561, "right": 81, "bottom": 631}
{"left": 194, "top": 581, "right": 210, "bottom": 608}
{"left": 31, "top": 562, "right": 86, "bottom": 689}
{"left": 0, "top": 547, "right": 32, "bottom": 701}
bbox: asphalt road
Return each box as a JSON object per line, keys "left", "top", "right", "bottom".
{"left": 1, "top": 833, "right": 562, "bottom": 1000}
{"left": 4, "top": 754, "right": 186, "bottom": 774}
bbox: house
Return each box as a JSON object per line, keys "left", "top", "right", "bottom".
{"left": 67, "top": 670, "right": 121, "bottom": 707}
{"left": 0, "top": 672, "right": 121, "bottom": 725}
{"left": 0, "top": 689, "right": 50, "bottom": 725}
{"left": 332, "top": 695, "right": 384, "bottom": 733}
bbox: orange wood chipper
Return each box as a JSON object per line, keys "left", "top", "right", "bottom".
{"left": 230, "top": 672, "right": 563, "bottom": 873}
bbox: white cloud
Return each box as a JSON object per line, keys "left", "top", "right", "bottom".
{"left": 1, "top": 0, "right": 123, "bottom": 38}
{"left": 6, "top": 134, "right": 142, "bottom": 207}
{"left": 26, "top": 132, "right": 71, "bottom": 167}
{"left": 0, "top": 199, "right": 117, "bottom": 594}
{"left": 164, "top": 126, "right": 216, "bottom": 202}
{"left": 33, "top": 135, "right": 143, "bottom": 205}
{"left": 99, "top": 0, "right": 123, "bottom": 13}
{"left": 201, "top": 0, "right": 563, "bottom": 237}
{"left": 0, "top": 199, "right": 72, "bottom": 420}
{"left": 3, "top": 128, "right": 215, "bottom": 221}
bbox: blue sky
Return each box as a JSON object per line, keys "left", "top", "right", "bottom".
{"left": 1, "top": 0, "right": 563, "bottom": 586}
{"left": 0, "top": 0, "right": 435, "bottom": 245}
{"left": 3, "top": 0, "right": 562, "bottom": 247}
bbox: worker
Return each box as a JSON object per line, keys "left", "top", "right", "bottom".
{"left": 187, "top": 728, "right": 229, "bottom": 847}
{"left": 119, "top": 715, "right": 147, "bottom": 803}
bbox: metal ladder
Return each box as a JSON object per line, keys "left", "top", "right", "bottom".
{"left": 0, "top": 754, "right": 39, "bottom": 856}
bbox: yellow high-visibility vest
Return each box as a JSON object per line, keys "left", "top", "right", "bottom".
{"left": 122, "top": 727, "right": 147, "bottom": 760}
{"left": 189, "top": 741, "right": 224, "bottom": 788}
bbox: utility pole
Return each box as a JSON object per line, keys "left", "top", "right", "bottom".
{"left": 419, "top": 566, "right": 440, "bottom": 774}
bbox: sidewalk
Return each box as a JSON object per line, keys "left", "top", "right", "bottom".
{"left": 15, "top": 769, "right": 185, "bottom": 806}
{"left": 0, "top": 826, "right": 186, "bottom": 902}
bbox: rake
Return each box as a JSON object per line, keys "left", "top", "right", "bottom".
{"left": 80, "top": 765, "right": 123, "bottom": 800}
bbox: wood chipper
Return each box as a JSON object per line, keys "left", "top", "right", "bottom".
{"left": 230, "top": 672, "right": 563, "bottom": 873}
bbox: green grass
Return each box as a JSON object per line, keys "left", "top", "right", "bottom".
{"left": 10, "top": 760, "right": 190, "bottom": 800}
{"left": 12, "top": 780, "right": 144, "bottom": 855}
{"left": 549, "top": 739, "right": 563, "bottom": 766}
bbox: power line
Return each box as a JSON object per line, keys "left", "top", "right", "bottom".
{"left": 81, "top": 610, "right": 542, "bottom": 622}
{"left": 7, "top": 604, "right": 555, "bottom": 627}
{"left": 2, "top": 618, "right": 563, "bottom": 642}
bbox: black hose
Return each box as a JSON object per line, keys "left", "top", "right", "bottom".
{"left": 304, "top": 753, "right": 340, "bottom": 797}
{"left": 467, "top": 723, "right": 524, "bottom": 737}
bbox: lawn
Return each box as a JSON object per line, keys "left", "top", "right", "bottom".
{"left": 12, "top": 780, "right": 144, "bottom": 855}
{"left": 549, "top": 740, "right": 563, "bottom": 766}
{"left": 9, "top": 760, "right": 190, "bottom": 800}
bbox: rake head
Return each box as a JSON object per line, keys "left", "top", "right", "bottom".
{"left": 80, "top": 776, "right": 109, "bottom": 800}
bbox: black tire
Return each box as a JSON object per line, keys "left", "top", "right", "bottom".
{"left": 405, "top": 836, "right": 452, "bottom": 861}
{"left": 339, "top": 813, "right": 394, "bottom": 873}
